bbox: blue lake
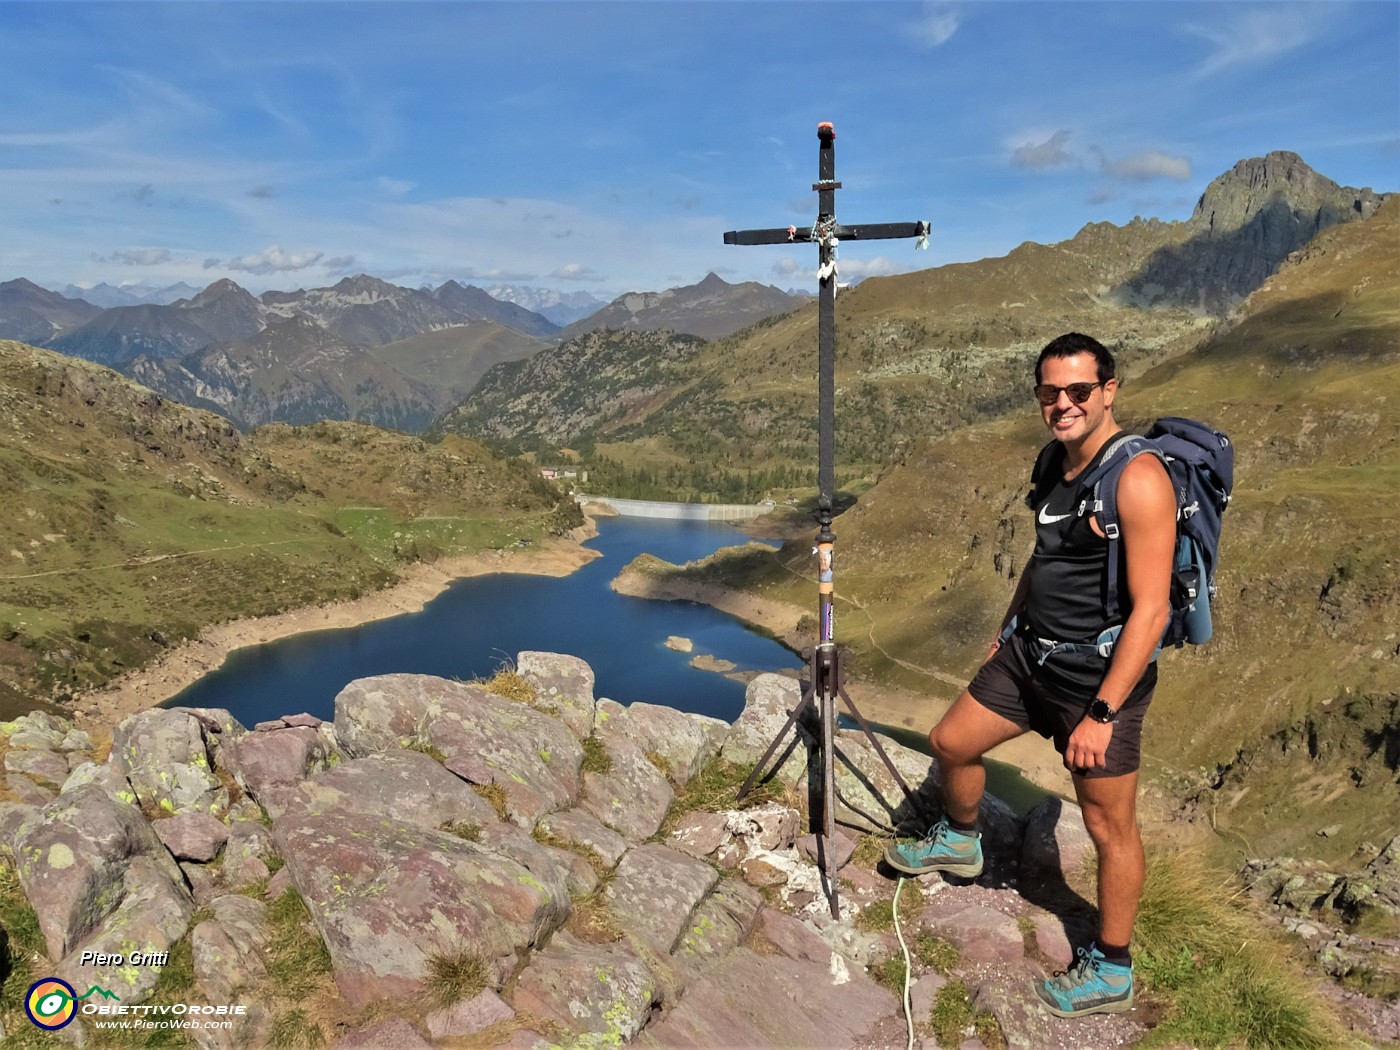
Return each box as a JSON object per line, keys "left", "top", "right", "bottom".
{"left": 165, "top": 516, "right": 805, "bottom": 728}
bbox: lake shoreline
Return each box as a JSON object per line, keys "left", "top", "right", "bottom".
{"left": 72, "top": 527, "right": 603, "bottom": 734}
{"left": 611, "top": 557, "right": 1077, "bottom": 799}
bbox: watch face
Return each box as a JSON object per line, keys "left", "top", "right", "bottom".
{"left": 1090, "top": 699, "right": 1116, "bottom": 723}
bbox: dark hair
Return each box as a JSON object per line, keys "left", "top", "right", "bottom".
{"left": 1035, "top": 333, "right": 1116, "bottom": 384}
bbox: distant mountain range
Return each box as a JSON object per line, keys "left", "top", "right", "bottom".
{"left": 484, "top": 285, "right": 608, "bottom": 326}
{"left": 434, "top": 152, "right": 1390, "bottom": 465}
{"left": 0, "top": 271, "right": 812, "bottom": 432}
{"left": 61, "top": 280, "right": 203, "bottom": 308}
{"left": 0, "top": 151, "right": 1386, "bottom": 441}
{"left": 556, "top": 272, "right": 807, "bottom": 341}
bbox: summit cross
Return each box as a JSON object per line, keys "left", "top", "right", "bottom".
{"left": 725, "top": 122, "right": 931, "bottom": 917}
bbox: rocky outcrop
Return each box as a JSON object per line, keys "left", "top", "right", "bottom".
{"left": 1243, "top": 837, "right": 1400, "bottom": 1039}
{"left": 11, "top": 655, "right": 1344, "bottom": 1048}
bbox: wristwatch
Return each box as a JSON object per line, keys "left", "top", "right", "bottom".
{"left": 1087, "top": 698, "right": 1119, "bottom": 724}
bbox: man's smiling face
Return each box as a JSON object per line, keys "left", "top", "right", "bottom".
{"left": 1038, "top": 352, "right": 1116, "bottom": 446}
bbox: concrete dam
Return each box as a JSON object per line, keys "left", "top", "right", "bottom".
{"left": 578, "top": 496, "right": 775, "bottom": 522}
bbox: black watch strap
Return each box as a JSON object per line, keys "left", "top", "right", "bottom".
{"left": 1088, "top": 698, "right": 1118, "bottom": 724}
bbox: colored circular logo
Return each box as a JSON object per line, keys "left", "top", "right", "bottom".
{"left": 26, "top": 977, "right": 78, "bottom": 1030}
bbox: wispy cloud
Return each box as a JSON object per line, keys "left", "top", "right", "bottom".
{"left": 93, "top": 247, "right": 172, "bottom": 266}
{"left": 909, "top": 3, "right": 961, "bottom": 48}
{"left": 1011, "top": 130, "right": 1077, "bottom": 171}
{"left": 210, "top": 244, "right": 330, "bottom": 274}
{"left": 1185, "top": 7, "right": 1328, "bottom": 80}
{"left": 1100, "top": 150, "right": 1191, "bottom": 182}
{"left": 550, "top": 263, "right": 605, "bottom": 282}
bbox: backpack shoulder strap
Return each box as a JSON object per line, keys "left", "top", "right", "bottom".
{"left": 1078, "top": 434, "right": 1168, "bottom": 620}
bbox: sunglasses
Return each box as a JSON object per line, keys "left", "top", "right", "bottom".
{"left": 1033, "top": 381, "right": 1104, "bottom": 406}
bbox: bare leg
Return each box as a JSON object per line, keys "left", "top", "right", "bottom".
{"left": 1072, "top": 771, "right": 1144, "bottom": 946}
{"left": 929, "top": 691, "right": 1026, "bottom": 825}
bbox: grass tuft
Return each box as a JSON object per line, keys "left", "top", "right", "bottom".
{"left": 580, "top": 734, "right": 613, "bottom": 775}
{"left": 929, "top": 981, "right": 1004, "bottom": 1050}
{"left": 472, "top": 782, "right": 509, "bottom": 820}
{"left": 269, "top": 1007, "right": 327, "bottom": 1048}
{"left": 441, "top": 820, "right": 482, "bottom": 842}
{"left": 659, "top": 758, "right": 797, "bottom": 838}
{"left": 566, "top": 874, "right": 624, "bottom": 944}
{"left": 265, "top": 888, "right": 334, "bottom": 1000}
{"left": 476, "top": 667, "right": 535, "bottom": 704}
{"left": 423, "top": 947, "right": 492, "bottom": 1008}
{"left": 404, "top": 738, "right": 447, "bottom": 763}
{"left": 1134, "top": 849, "right": 1346, "bottom": 1049}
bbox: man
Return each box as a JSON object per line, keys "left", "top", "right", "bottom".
{"left": 886, "top": 332, "right": 1176, "bottom": 1018}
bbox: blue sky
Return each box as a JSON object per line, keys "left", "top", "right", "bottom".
{"left": 2, "top": 1, "right": 1396, "bottom": 300}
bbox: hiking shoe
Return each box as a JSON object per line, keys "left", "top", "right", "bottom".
{"left": 1035, "top": 944, "right": 1135, "bottom": 1018}
{"left": 884, "top": 819, "right": 983, "bottom": 878}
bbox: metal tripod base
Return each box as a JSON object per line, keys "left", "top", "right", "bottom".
{"left": 737, "top": 645, "right": 931, "bottom": 918}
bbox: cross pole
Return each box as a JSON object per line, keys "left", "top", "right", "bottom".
{"left": 725, "top": 122, "right": 932, "bottom": 917}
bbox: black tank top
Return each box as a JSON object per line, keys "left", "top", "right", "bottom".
{"left": 1024, "top": 441, "right": 1121, "bottom": 642}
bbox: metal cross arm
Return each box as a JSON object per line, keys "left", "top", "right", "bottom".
{"left": 723, "top": 221, "right": 929, "bottom": 246}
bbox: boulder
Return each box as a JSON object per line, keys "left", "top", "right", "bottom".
{"left": 334, "top": 674, "right": 583, "bottom": 828}
{"left": 1, "top": 711, "right": 71, "bottom": 751}
{"left": 332, "top": 673, "right": 460, "bottom": 756}
{"left": 0, "top": 800, "right": 38, "bottom": 861}
{"left": 60, "top": 761, "right": 138, "bottom": 806}
{"left": 719, "top": 673, "right": 812, "bottom": 785}
{"left": 222, "top": 820, "right": 277, "bottom": 891}
{"left": 426, "top": 990, "right": 515, "bottom": 1039}
{"left": 4, "top": 747, "right": 70, "bottom": 786}
{"left": 605, "top": 843, "right": 720, "bottom": 955}
{"left": 109, "top": 708, "right": 228, "bottom": 817}
{"left": 534, "top": 808, "right": 629, "bottom": 870}
{"left": 1020, "top": 796, "right": 1096, "bottom": 879}
{"left": 192, "top": 895, "right": 270, "bottom": 1002}
{"left": 232, "top": 726, "right": 333, "bottom": 818}
{"left": 154, "top": 811, "right": 230, "bottom": 863}
{"left": 672, "top": 879, "right": 764, "bottom": 977}
{"left": 668, "top": 811, "right": 730, "bottom": 861}
{"left": 932, "top": 904, "right": 1026, "bottom": 965}
{"left": 272, "top": 806, "right": 569, "bottom": 1007}
{"left": 579, "top": 732, "right": 674, "bottom": 842}
{"left": 636, "top": 944, "right": 898, "bottom": 1049}
{"left": 596, "top": 699, "right": 727, "bottom": 784}
{"left": 5, "top": 774, "right": 53, "bottom": 806}
{"left": 331, "top": 1018, "right": 435, "bottom": 1049}
{"left": 284, "top": 749, "right": 496, "bottom": 832}
{"left": 54, "top": 855, "right": 194, "bottom": 1002}
{"left": 14, "top": 783, "right": 185, "bottom": 959}
{"left": 516, "top": 650, "right": 597, "bottom": 740}
{"left": 510, "top": 931, "right": 659, "bottom": 1042}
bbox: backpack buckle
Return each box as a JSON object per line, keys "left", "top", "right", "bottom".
{"left": 1104, "top": 522, "right": 1120, "bottom": 540}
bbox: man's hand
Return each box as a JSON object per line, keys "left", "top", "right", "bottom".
{"left": 1064, "top": 718, "right": 1114, "bottom": 773}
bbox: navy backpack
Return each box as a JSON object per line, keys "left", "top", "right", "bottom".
{"left": 1031, "top": 417, "right": 1234, "bottom": 649}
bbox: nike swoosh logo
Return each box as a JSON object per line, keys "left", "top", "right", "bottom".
{"left": 1038, "top": 505, "right": 1071, "bottom": 525}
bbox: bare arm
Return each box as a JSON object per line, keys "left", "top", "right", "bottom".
{"left": 1063, "top": 453, "right": 1176, "bottom": 771}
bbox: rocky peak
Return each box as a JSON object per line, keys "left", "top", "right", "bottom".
{"left": 184, "top": 278, "right": 256, "bottom": 309}
{"left": 1188, "top": 151, "right": 1389, "bottom": 237}
{"left": 331, "top": 274, "right": 401, "bottom": 301}
{"left": 1116, "top": 151, "right": 1392, "bottom": 313}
